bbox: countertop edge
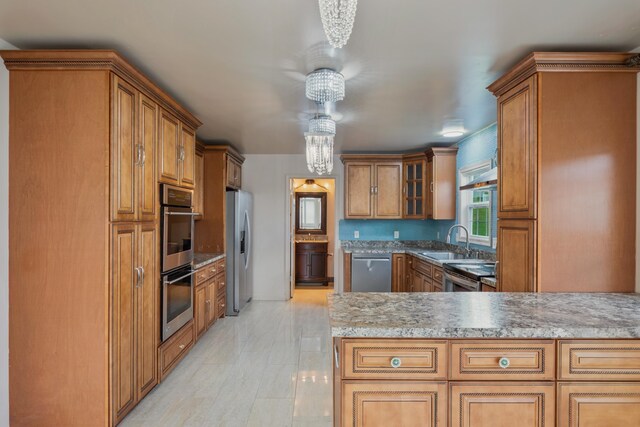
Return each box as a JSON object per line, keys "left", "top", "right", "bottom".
{"left": 193, "top": 253, "right": 226, "bottom": 269}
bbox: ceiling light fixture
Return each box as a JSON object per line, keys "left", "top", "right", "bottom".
{"left": 442, "top": 119, "right": 466, "bottom": 138}
{"left": 305, "top": 69, "right": 345, "bottom": 103}
{"left": 305, "top": 132, "right": 334, "bottom": 175}
{"left": 319, "top": 0, "right": 358, "bottom": 49}
{"left": 309, "top": 114, "right": 336, "bottom": 135}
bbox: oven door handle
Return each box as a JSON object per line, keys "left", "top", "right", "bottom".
{"left": 166, "top": 270, "right": 197, "bottom": 284}
{"left": 164, "top": 211, "right": 198, "bottom": 216}
{"left": 444, "top": 271, "right": 479, "bottom": 291}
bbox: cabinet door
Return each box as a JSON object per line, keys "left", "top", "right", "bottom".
{"left": 497, "top": 219, "right": 536, "bottom": 292}
{"left": 138, "top": 94, "right": 158, "bottom": 221}
{"left": 226, "top": 157, "right": 241, "bottom": 189}
{"left": 345, "top": 163, "right": 374, "bottom": 218}
{"left": 180, "top": 125, "right": 195, "bottom": 188}
{"left": 111, "top": 76, "right": 137, "bottom": 222}
{"left": 194, "top": 285, "right": 207, "bottom": 340}
{"left": 392, "top": 254, "right": 405, "bottom": 292}
{"left": 426, "top": 158, "right": 434, "bottom": 218}
{"left": 403, "top": 160, "right": 426, "bottom": 219}
{"left": 450, "top": 382, "right": 554, "bottom": 427}
{"left": 295, "top": 252, "right": 308, "bottom": 281}
{"left": 111, "top": 224, "right": 137, "bottom": 420}
{"left": 342, "top": 381, "right": 447, "bottom": 427}
{"left": 374, "top": 162, "right": 402, "bottom": 218}
{"left": 498, "top": 75, "right": 537, "bottom": 219}
{"left": 431, "top": 152, "right": 457, "bottom": 220}
{"left": 194, "top": 150, "right": 204, "bottom": 219}
{"left": 158, "top": 109, "right": 180, "bottom": 185}
{"left": 557, "top": 382, "right": 640, "bottom": 427}
{"left": 136, "top": 223, "right": 158, "bottom": 399}
{"left": 207, "top": 280, "right": 217, "bottom": 328}
{"left": 309, "top": 253, "right": 327, "bottom": 281}
{"left": 411, "top": 272, "right": 422, "bottom": 293}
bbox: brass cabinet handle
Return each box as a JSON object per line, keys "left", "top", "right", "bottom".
{"left": 179, "top": 344, "right": 185, "bottom": 350}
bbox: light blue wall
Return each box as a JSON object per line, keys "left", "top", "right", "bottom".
{"left": 339, "top": 123, "right": 498, "bottom": 251}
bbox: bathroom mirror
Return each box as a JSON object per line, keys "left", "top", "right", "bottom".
{"left": 295, "top": 192, "right": 327, "bottom": 234}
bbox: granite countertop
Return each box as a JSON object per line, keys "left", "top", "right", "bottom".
{"left": 193, "top": 252, "right": 225, "bottom": 269}
{"left": 328, "top": 292, "right": 640, "bottom": 339}
{"left": 481, "top": 277, "right": 497, "bottom": 287}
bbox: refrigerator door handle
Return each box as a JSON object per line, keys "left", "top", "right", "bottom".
{"left": 243, "top": 209, "right": 251, "bottom": 269}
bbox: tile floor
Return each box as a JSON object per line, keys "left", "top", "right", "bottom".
{"left": 122, "top": 288, "right": 334, "bottom": 427}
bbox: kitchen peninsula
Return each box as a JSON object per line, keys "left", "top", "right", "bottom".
{"left": 329, "top": 292, "right": 640, "bottom": 426}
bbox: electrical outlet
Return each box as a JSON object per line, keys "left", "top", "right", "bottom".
{"left": 436, "top": 232, "right": 440, "bottom": 240}
{"left": 393, "top": 231, "right": 400, "bottom": 239}
{"left": 492, "top": 237, "right": 497, "bottom": 249}
{"left": 354, "top": 230, "right": 360, "bottom": 239}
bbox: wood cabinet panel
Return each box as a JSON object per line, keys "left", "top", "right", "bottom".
{"left": 481, "top": 283, "right": 496, "bottom": 292}
{"left": 207, "top": 280, "right": 217, "bottom": 328}
{"left": 158, "top": 109, "right": 180, "bottom": 185}
{"left": 138, "top": 94, "right": 158, "bottom": 221}
{"left": 216, "top": 294, "right": 226, "bottom": 319}
{"left": 558, "top": 341, "right": 640, "bottom": 381}
{"left": 557, "top": 382, "right": 640, "bottom": 426}
{"left": 296, "top": 242, "right": 328, "bottom": 283}
{"left": 158, "top": 320, "right": 194, "bottom": 381}
{"left": 497, "top": 75, "right": 537, "bottom": 219}
{"left": 342, "top": 339, "right": 447, "bottom": 380}
{"left": 451, "top": 340, "right": 555, "bottom": 381}
{"left": 111, "top": 76, "right": 137, "bottom": 222}
{"left": 111, "top": 224, "right": 137, "bottom": 420}
{"left": 345, "top": 163, "right": 374, "bottom": 218}
{"left": 450, "top": 382, "right": 555, "bottom": 427}
{"left": 136, "top": 224, "right": 158, "bottom": 399}
{"left": 342, "top": 381, "right": 447, "bottom": 427}
{"left": 194, "top": 150, "right": 204, "bottom": 219}
{"left": 374, "top": 162, "right": 402, "bottom": 218}
{"left": 427, "top": 148, "right": 458, "bottom": 220}
{"left": 403, "top": 157, "right": 427, "bottom": 219}
{"left": 194, "top": 284, "right": 207, "bottom": 340}
{"left": 497, "top": 219, "right": 536, "bottom": 292}
{"left": 180, "top": 125, "right": 195, "bottom": 188}
{"left": 392, "top": 254, "right": 405, "bottom": 292}
{"left": 225, "top": 156, "right": 242, "bottom": 189}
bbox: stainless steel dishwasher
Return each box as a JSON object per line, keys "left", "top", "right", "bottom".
{"left": 351, "top": 254, "right": 392, "bottom": 292}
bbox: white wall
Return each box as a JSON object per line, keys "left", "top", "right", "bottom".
{"left": 637, "top": 65, "right": 640, "bottom": 293}
{"left": 0, "top": 39, "right": 16, "bottom": 427}
{"left": 243, "top": 155, "right": 343, "bottom": 300}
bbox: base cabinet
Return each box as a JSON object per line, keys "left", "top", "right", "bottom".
{"left": 334, "top": 338, "right": 640, "bottom": 427}
{"left": 342, "top": 381, "right": 447, "bottom": 427}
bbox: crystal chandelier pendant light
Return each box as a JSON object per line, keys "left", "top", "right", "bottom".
{"left": 305, "top": 132, "right": 334, "bottom": 175}
{"left": 318, "top": 0, "right": 358, "bottom": 49}
{"left": 305, "top": 68, "right": 345, "bottom": 103}
{"left": 308, "top": 114, "right": 336, "bottom": 135}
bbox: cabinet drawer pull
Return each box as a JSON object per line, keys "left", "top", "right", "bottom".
{"left": 390, "top": 357, "right": 402, "bottom": 368}
{"left": 499, "top": 357, "right": 510, "bottom": 369}
{"left": 178, "top": 344, "right": 185, "bottom": 350}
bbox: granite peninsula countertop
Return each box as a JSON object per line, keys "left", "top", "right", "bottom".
{"left": 481, "top": 277, "right": 497, "bottom": 287}
{"left": 327, "top": 292, "right": 640, "bottom": 339}
{"left": 193, "top": 252, "right": 225, "bottom": 269}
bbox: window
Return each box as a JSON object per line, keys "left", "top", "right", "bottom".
{"left": 458, "top": 161, "right": 492, "bottom": 246}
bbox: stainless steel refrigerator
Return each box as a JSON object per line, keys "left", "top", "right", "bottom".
{"left": 225, "top": 190, "right": 253, "bottom": 316}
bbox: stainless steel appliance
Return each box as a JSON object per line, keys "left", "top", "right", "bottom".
{"left": 161, "top": 184, "right": 195, "bottom": 273}
{"left": 444, "top": 262, "right": 495, "bottom": 292}
{"left": 225, "top": 190, "right": 253, "bottom": 316}
{"left": 352, "top": 254, "right": 392, "bottom": 292}
{"left": 162, "top": 264, "right": 195, "bottom": 341}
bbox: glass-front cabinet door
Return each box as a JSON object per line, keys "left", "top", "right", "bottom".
{"left": 403, "top": 156, "right": 427, "bottom": 219}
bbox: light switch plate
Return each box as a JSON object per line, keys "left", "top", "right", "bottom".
{"left": 354, "top": 230, "right": 360, "bottom": 239}
{"left": 492, "top": 237, "right": 497, "bottom": 249}
{"left": 393, "top": 231, "right": 400, "bottom": 239}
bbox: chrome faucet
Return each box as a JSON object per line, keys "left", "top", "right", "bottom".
{"left": 446, "top": 224, "right": 471, "bottom": 255}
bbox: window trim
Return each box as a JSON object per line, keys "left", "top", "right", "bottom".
{"left": 458, "top": 160, "right": 492, "bottom": 246}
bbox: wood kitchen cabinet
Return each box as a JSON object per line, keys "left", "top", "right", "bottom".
{"left": 111, "top": 76, "right": 158, "bottom": 222}
{"left": 402, "top": 154, "right": 427, "bottom": 219}
{"left": 159, "top": 109, "right": 195, "bottom": 189}
{"left": 488, "top": 52, "right": 638, "bottom": 293}
{"left": 226, "top": 155, "right": 242, "bottom": 190}
{"left": 342, "top": 155, "right": 403, "bottom": 219}
{"left": 392, "top": 254, "right": 405, "bottom": 292}
{"left": 296, "top": 242, "right": 328, "bottom": 284}
{"left": 111, "top": 223, "right": 158, "bottom": 423}
{"left": 3, "top": 50, "right": 201, "bottom": 426}
{"left": 194, "top": 144, "right": 204, "bottom": 220}
{"left": 425, "top": 147, "right": 458, "bottom": 220}
{"left": 194, "top": 258, "right": 226, "bottom": 341}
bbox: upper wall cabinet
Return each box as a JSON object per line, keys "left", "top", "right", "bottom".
{"left": 194, "top": 143, "right": 204, "bottom": 220}
{"left": 342, "top": 155, "right": 403, "bottom": 219}
{"left": 426, "top": 147, "right": 458, "bottom": 220}
{"left": 159, "top": 109, "right": 195, "bottom": 189}
{"left": 226, "top": 154, "right": 243, "bottom": 190}
{"left": 402, "top": 154, "right": 427, "bottom": 219}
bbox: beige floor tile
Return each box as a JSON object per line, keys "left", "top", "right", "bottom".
{"left": 247, "top": 398, "right": 294, "bottom": 427}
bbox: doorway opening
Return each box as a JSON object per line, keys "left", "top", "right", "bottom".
{"left": 288, "top": 177, "right": 336, "bottom": 298}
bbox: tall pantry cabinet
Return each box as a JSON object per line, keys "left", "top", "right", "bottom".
{"left": 2, "top": 50, "right": 201, "bottom": 426}
{"left": 488, "top": 52, "right": 638, "bottom": 293}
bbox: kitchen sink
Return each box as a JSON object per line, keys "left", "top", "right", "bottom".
{"left": 420, "top": 251, "right": 472, "bottom": 261}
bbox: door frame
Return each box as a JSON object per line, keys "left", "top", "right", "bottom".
{"left": 285, "top": 174, "right": 341, "bottom": 299}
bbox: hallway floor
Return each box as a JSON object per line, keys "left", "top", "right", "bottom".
{"left": 122, "top": 289, "right": 334, "bottom": 427}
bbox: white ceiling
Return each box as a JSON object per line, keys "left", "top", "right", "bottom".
{"left": 1, "top": 0, "right": 639, "bottom": 154}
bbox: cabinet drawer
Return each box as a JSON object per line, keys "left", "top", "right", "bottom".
{"left": 558, "top": 340, "right": 640, "bottom": 380}
{"left": 413, "top": 259, "right": 432, "bottom": 277}
{"left": 341, "top": 381, "right": 447, "bottom": 427}
{"left": 450, "top": 382, "right": 555, "bottom": 427}
{"left": 215, "top": 258, "right": 226, "bottom": 273}
{"left": 217, "top": 275, "right": 226, "bottom": 293}
{"left": 341, "top": 339, "right": 447, "bottom": 380}
{"left": 158, "top": 320, "right": 194, "bottom": 380}
{"left": 432, "top": 267, "right": 443, "bottom": 283}
{"left": 451, "top": 340, "right": 555, "bottom": 380}
{"left": 195, "top": 267, "right": 212, "bottom": 285}
{"left": 557, "top": 382, "right": 640, "bottom": 426}
{"left": 216, "top": 295, "right": 226, "bottom": 319}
